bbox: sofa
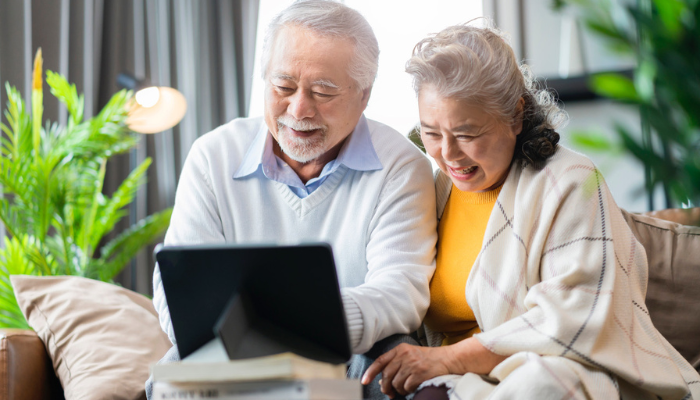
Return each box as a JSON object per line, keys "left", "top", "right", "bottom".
{"left": 1, "top": 208, "right": 699, "bottom": 400}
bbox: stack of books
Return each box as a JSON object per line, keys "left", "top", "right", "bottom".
{"left": 151, "top": 352, "right": 361, "bottom": 400}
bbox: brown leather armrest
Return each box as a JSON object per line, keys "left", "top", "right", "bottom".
{"left": 0, "top": 329, "right": 63, "bottom": 400}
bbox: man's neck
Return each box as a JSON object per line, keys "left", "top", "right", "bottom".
{"left": 272, "top": 138, "right": 347, "bottom": 184}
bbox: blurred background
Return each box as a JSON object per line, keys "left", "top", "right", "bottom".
{"left": 0, "top": 0, "right": 677, "bottom": 295}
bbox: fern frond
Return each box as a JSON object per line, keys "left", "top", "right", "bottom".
{"left": 3, "top": 82, "right": 32, "bottom": 160}
{"left": 91, "top": 158, "right": 152, "bottom": 250}
{"left": 77, "top": 159, "right": 106, "bottom": 261}
{"left": 0, "top": 313, "right": 31, "bottom": 330}
{"left": 0, "top": 198, "right": 29, "bottom": 239}
{"left": 91, "top": 209, "right": 172, "bottom": 281}
{"left": 0, "top": 70, "right": 163, "bottom": 304}
{"left": 0, "top": 237, "right": 35, "bottom": 329}
{"left": 44, "top": 235, "right": 74, "bottom": 276}
{"left": 46, "top": 70, "right": 84, "bottom": 126}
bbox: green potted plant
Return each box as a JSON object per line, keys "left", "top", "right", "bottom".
{"left": 0, "top": 49, "right": 172, "bottom": 329}
{"left": 554, "top": 0, "right": 700, "bottom": 210}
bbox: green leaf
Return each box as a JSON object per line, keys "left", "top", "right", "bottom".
{"left": 92, "top": 208, "right": 173, "bottom": 281}
{"left": 652, "top": 0, "right": 685, "bottom": 37}
{"left": 634, "top": 61, "right": 656, "bottom": 102}
{"left": 77, "top": 159, "right": 106, "bottom": 262}
{"left": 3, "top": 82, "right": 32, "bottom": 161}
{"left": 0, "top": 236, "right": 37, "bottom": 329}
{"left": 90, "top": 158, "right": 152, "bottom": 251}
{"left": 0, "top": 237, "right": 37, "bottom": 276}
{"left": 46, "top": 70, "right": 84, "bottom": 125}
{"left": 0, "top": 197, "right": 30, "bottom": 239}
{"left": 585, "top": 20, "right": 634, "bottom": 50}
{"left": 590, "top": 73, "right": 641, "bottom": 102}
{"left": 570, "top": 130, "right": 618, "bottom": 152}
{"left": 551, "top": 0, "right": 568, "bottom": 11}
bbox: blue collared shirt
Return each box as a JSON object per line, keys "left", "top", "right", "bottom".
{"left": 233, "top": 115, "right": 383, "bottom": 198}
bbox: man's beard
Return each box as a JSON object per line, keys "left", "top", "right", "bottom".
{"left": 276, "top": 115, "right": 329, "bottom": 163}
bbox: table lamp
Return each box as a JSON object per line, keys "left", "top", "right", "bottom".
{"left": 116, "top": 72, "right": 187, "bottom": 290}
{"left": 116, "top": 72, "right": 187, "bottom": 134}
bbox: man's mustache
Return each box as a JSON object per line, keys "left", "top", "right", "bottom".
{"left": 277, "top": 115, "right": 328, "bottom": 133}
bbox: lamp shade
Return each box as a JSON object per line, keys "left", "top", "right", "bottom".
{"left": 126, "top": 87, "right": 187, "bottom": 134}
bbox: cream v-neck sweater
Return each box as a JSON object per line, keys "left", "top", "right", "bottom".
{"left": 153, "top": 116, "right": 437, "bottom": 354}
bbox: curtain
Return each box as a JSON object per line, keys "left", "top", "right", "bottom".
{"left": 0, "top": 0, "right": 260, "bottom": 295}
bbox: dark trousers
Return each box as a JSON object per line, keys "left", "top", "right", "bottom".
{"left": 347, "top": 334, "right": 420, "bottom": 400}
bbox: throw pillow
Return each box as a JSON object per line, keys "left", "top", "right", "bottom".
{"left": 11, "top": 275, "right": 172, "bottom": 400}
{"left": 622, "top": 210, "right": 700, "bottom": 372}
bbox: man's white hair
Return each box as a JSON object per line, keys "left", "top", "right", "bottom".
{"left": 261, "top": 0, "right": 379, "bottom": 90}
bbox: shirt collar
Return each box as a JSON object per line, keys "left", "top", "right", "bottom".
{"left": 233, "top": 114, "right": 382, "bottom": 179}
{"left": 233, "top": 120, "right": 270, "bottom": 178}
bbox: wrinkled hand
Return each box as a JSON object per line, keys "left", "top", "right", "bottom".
{"left": 361, "top": 343, "right": 453, "bottom": 398}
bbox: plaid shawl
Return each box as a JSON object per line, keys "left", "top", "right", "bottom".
{"left": 423, "top": 146, "right": 700, "bottom": 399}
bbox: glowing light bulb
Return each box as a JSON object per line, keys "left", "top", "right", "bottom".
{"left": 134, "top": 86, "right": 160, "bottom": 108}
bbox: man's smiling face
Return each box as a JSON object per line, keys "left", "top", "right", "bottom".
{"left": 263, "top": 25, "right": 370, "bottom": 165}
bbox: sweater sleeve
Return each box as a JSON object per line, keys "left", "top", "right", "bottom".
{"left": 343, "top": 155, "right": 438, "bottom": 354}
{"left": 153, "top": 139, "right": 226, "bottom": 345}
{"left": 342, "top": 293, "right": 364, "bottom": 350}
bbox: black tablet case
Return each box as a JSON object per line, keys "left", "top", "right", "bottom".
{"left": 155, "top": 243, "right": 352, "bottom": 364}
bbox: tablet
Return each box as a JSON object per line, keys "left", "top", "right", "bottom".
{"left": 155, "top": 243, "right": 352, "bottom": 364}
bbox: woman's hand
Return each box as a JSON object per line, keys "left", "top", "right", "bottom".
{"left": 361, "top": 343, "right": 453, "bottom": 398}
{"left": 361, "top": 338, "right": 508, "bottom": 398}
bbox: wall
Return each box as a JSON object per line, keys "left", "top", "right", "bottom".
{"left": 484, "top": 0, "right": 664, "bottom": 212}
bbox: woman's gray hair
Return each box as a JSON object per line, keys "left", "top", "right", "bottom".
{"left": 406, "top": 19, "right": 568, "bottom": 166}
{"left": 261, "top": 0, "right": 379, "bottom": 90}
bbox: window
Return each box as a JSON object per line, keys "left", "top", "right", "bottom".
{"left": 248, "top": 0, "right": 482, "bottom": 138}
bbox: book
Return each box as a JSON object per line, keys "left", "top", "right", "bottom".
{"left": 152, "top": 352, "right": 347, "bottom": 383}
{"left": 151, "top": 379, "right": 361, "bottom": 400}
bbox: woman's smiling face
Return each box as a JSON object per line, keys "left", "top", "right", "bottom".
{"left": 419, "top": 86, "right": 523, "bottom": 192}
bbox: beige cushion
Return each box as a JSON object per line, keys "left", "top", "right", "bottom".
{"left": 621, "top": 210, "right": 700, "bottom": 371}
{"left": 11, "top": 275, "right": 172, "bottom": 400}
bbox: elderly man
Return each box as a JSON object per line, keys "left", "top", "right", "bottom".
{"left": 148, "top": 0, "right": 436, "bottom": 398}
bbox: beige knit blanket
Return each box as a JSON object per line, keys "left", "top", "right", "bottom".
{"left": 423, "top": 146, "right": 700, "bottom": 399}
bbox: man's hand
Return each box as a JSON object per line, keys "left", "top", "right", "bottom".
{"left": 361, "top": 344, "right": 452, "bottom": 398}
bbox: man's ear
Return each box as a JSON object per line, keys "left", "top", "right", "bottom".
{"left": 513, "top": 97, "right": 525, "bottom": 136}
{"left": 360, "top": 87, "right": 372, "bottom": 109}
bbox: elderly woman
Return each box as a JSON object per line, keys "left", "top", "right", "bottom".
{"left": 362, "top": 22, "right": 700, "bottom": 400}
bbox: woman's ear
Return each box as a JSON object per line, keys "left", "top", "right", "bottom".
{"left": 512, "top": 97, "right": 525, "bottom": 136}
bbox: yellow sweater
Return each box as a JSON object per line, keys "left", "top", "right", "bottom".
{"left": 424, "top": 184, "right": 501, "bottom": 346}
